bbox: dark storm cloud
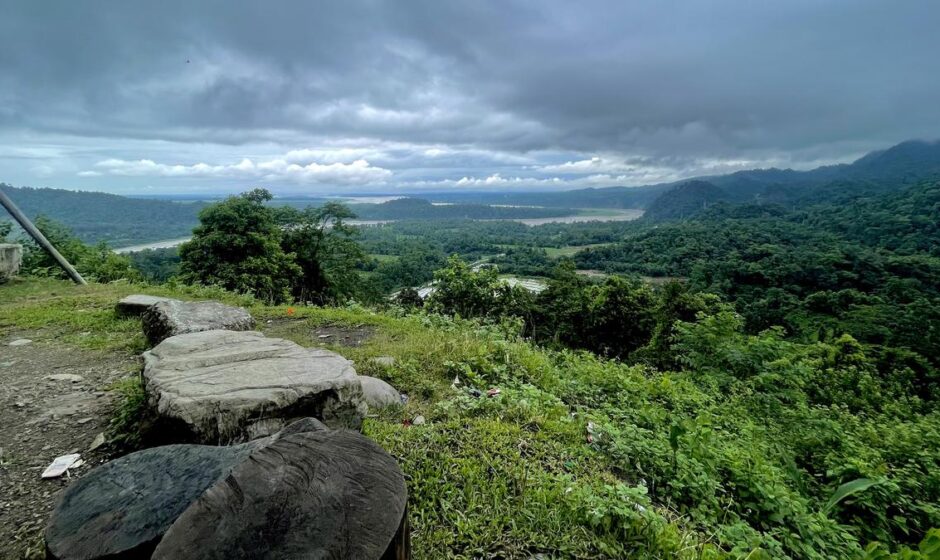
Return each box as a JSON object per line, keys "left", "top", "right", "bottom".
{"left": 0, "top": 0, "right": 938, "bottom": 192}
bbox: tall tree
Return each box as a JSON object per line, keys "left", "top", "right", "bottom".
{"left": 179, "top": 189, "right": 298, "bottom": 303}
{"left": 275, "top": 202, "right": 364, "bottom": 304}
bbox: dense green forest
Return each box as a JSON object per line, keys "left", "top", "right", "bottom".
{"left": 574, "top": 180, "right": 940, "bottom": 368}
{"left": 0, "top": 183, "right": 205, "bottom": 246}
{"left": 4, "top": 140, "right": 940, "bottom": 557}
{"left": 642, "top": 180, "right": 729, "bottom": 221}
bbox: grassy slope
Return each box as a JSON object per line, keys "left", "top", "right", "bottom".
{"left": 5, "top": 279, "right": 936, "bottom": 559}
{"left": 0, "top": 278, "right": 698, "bottom": 559}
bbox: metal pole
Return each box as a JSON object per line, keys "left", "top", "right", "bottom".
{"left": 0, "top": 188, "right": 87, "bottom": 285}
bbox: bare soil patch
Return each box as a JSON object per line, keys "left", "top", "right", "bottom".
{"left": 262, "top": 318, "right": 375, "bottom": 348}
{"left": 0, "top": 332, "right": 138, "bottom": 559}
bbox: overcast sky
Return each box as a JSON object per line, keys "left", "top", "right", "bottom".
{"left": 2, "top": 1, "right": 939, "bottom": 195}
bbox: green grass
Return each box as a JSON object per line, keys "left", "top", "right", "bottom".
{"left": 4, "top": 278, "right": 933, "bottom": 559}
{"left": 2, "top": 279, "right": 698, "bottom": 558}
{"left": 0, "top": 277, "right": 256, "bottom": 352}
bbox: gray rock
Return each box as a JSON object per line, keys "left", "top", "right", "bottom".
{"left": 141, "top": 300, "right": 255, "bottom": 345}
{"left": 0, "top": 243, "right": 22, "bottom": 282}
{"left": 142, "top": 330, "right": 366, "bottom": 442}
{"left": 8, "top": 338, "right": 32, "bottom": 346}
{"left": 88, "top": 432, "right": 106, "bottom": 451}
{"left": 116, "top": 294, "right": 177, "bottom": 316}
{"left": 359, "top": 376, "right": 402, "bottom": 409}
{"left": 46, "top": 374, "right": 84, "bottom": 383}
{"left": 153, "top": 429, "right": 408, "bottom": 560}
{"left": 44, "top": 439, "right": 264, "bottom": 560}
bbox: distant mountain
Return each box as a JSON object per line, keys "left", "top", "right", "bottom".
{"left": 423, "top": 184, "right": 668, "bottom": 210}
{"left": 844, "top": 139, "right": 940, "bottom": 181}
{"left": 427, "top": 139, "right": 940, "bottom": 210}
{"left": 707, "top": 139, "right": 940, "bottom": 203}
{"left": 3, "top": 139, "right": 940, "bottom": 246}
{"left": 643, "top": 181, "right": 729, "bottom": 222}
{"left": 0, "top": 184, "right": 205, "bottom": 247}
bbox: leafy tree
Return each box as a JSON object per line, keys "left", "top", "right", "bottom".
{"left": 19, "top": 216, "right": 139, "bottom": 282}
{"left": 0, "top": 219, "right": 11, "bottom": 241}
{"left": 275, "top": 202, "right": 364, "bottom": 304}
{"left": 426, "top": 256, "right": 532, "bottom": 319}
{"left": 179, "top": 189, "right": 298, "bottom": 303}
{"left": 81, "top": 241, "right": 144, "bottom": 283}
{"left": 529, "top": 261, "right": 592, "bottom": 347}
{"left": 392, "top": 287, "right": 424, "bottom": 308}
{"left": 128, "top": 247, "right": 181, "bottom": 282}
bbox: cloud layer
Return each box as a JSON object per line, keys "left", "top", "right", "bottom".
{"left": 1, "top": 1, "right": 938, "bottom": 194}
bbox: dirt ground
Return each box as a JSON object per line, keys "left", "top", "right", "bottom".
{"left": 262, "top": 317, "right": 375, "bottom": 348}
{"left": 0, "top": 332, "right": 137, "bottom": 560}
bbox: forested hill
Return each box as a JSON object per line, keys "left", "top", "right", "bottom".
{"left": 575, "top": 179, "right": 940, "bottom": 365}
{"left": 0, "top": 184, "right": 205, "bottom": 246}
{"left": 427, "top": 139, "right": 940, "bottom": 211}
{"left": 642, "top": 180, "right": 728, "bottom": 221}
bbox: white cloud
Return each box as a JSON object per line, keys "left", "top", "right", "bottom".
{"left": 87, "top": 154, "right": 392, "bottom": 185}
{"left": 404, "top": 170, "right": 679, "bottom": 191}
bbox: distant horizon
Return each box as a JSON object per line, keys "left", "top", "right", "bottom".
{"left": 5, "top": 137, "right": 938, "bottom": 199}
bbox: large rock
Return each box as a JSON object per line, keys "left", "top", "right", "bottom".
{"left": 44, "top": 438, "right": 265, "bottom": 559}
{"left": 360, "top": 376, "right": 402, "bottom": 409}
{"left": 45, "top": 419, "right": 409, "bottom": 560}
{"left": 141, "top": 300, "right": 255, "bottom": 345}
{"left": 143, "top": 330, "right": 367, "bottom": 442}
{"left": 153, "top": 429, "right": 408, "bottom": 559}
{"left": 116, "top": 294, "right": 177, "bottom": 316}
{"left": 0, "top": 243, "right": 22, "bottom": 283}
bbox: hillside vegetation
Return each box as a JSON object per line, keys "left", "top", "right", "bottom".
{"left": 642, "top": 181, "right": 729, "bottom": 222}
{"left": 0, "top": 183, "right": 204, "bottom": 246}
{"left": 2, "top": 140, "right": 940, "bottom": 558}
{"left": 1, "top": 278, "right": 938, "bottom": 559}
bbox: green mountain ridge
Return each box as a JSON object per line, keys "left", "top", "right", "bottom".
{"left": 3, "top": 139, "right": 940, "bottom": 245}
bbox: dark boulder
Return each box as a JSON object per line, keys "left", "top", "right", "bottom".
{"left": 44, "top": 440, "right": 263, "bottom": 559}
{"left": 153, "top": 429, "right": 408, "bottom": 559}
{"left": 44, "top": 419, "right": 409, "bottom": 559}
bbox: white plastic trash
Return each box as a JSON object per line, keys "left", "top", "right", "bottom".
{"left": 41, "top": 454, "right": 81, "bottom": 479}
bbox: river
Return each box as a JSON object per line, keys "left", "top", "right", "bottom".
{"left": 113, "top": 210, "right": 643, "bottom": 253}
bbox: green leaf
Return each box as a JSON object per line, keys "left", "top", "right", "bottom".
{"left": 823, "top": 478, "right": 878, "bottom": 514}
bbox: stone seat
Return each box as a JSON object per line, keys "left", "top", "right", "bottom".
{"left": 142, "top": 330, "right": 366, "bottom": 442}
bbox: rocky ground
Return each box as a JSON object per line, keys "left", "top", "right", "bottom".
{"left": 0, "top": 332, "right": 138, "bottom": 560}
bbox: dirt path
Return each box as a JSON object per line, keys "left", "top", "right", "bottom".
{"left": 0, "top": 333, "right": 137, "bottom": 560}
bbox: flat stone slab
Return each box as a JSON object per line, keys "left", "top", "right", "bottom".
{"left": 153, "top": 429, "right": 408, "bottom": 559}
{"left": 141, "top": 300, "right": 255, "bottom": 345}
{"left": 116, "top": 294, "right": 177, "bottom": 316}
{"left": 360, "top": 376, "right": 402, "bottom": 409}
{"left": 143, "top": 330, "right": 366, "bottom": 442}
